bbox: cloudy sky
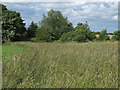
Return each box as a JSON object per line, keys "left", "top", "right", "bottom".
{"left": 1, "top": 1, "right": 118, "bottom": 33}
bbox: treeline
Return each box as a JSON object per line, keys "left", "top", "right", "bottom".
{"left": 1, "top": 4, "right": 120, "bottom": 43}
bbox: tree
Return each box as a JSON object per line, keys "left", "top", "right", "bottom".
{"left": 113, "top": 30, "right": 120, "bottom": 40}
{"left": 108, "top": 32, "right": 114, "bottom": 35}
{"left": 1, "top": 4, "right": 26, "bottom": 43}
{"left": 40, "top": 9, "right": 70, "bottom": 40}
{"left": 36, "top": 26, "right": 54, "bottom": 42}
{"left": 60, "top": 31, "right": 75, "bottom": 42}
{"left": 98, "top": 29, "right": 110, "bottom": 41}
{"left": 27, "top": 21, "right": 38, "bottom": 38}
{"left": 75, "top": 21, "right": 90, "bottom": 30}
{"left": 60, "top": 21, "right": 96, "bottom": 42}
{"left": 64, "top": 22, "right": 75, "bottom": 33}
{"left": 75, "top": 21, "right": 96, "bottom": 41}
{"left": 0, "top": 3, "right": 7, "bottom": 11}
{"left": 95, "top": 31, "right": 100, "bottom": 34}
{"left": 59, "top": 29, "right": 86, "bottom": 42}
{"left": 73, "top": 34, "right": 86, "bottom": 42}
{"left": 111, "top": 35, "right": 117, "bottom": 41}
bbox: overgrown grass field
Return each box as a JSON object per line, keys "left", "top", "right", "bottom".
{"left": 2, "top": 41, "right": 118, "bottom": 88}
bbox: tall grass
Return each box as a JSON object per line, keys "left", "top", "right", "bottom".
{"left": 2, "top": 41, "right": 118, "bottom": 88}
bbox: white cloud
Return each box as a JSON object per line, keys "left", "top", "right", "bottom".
{"left": 0, "top": 0, "right": 119, "bottom": 2}
{"left": 39, "top": 2, "right": 86, "bottom": 9}
{"left": 30, "top": 6, "right": 34, "bottom": 8}
{"left": 112, "top": 15, "right": 118, "bottom": 20}
{"left": 46, "top": 8, "right": 51, "bottom": 11}
{"left": 3, "top": 2, "right": 117, "bottom": 22}
{"left": 15, "top": 4, "right": 20, "bottom": 7}
{"left": 60, "top": 2, "right": 118, "bottom": 27}
{"left": 1, "top": 2, "right": 118, "bottom": 32}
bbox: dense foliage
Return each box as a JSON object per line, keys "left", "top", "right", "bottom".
{"left": 60, "top": 22, "right": 96, "bottom": 42}
{"left": 2, "top": 5, "right": 26, "bottom": 42}
{"left": 27, "top": 21, "right": 38, "bottom": 38}
{"left": 1, "top": 4, "right": 26, "bottom": 43}
{"left": 36, "top": 26, "right": 54, "bottom": 42}
{"left": 98, "top": 29, "right": 110, "bottom": 41}
{"left": 39, "top": 9, "right": 74, "bottom": 40}
{"left": 113, "top": 30, "right": 120, "bottom": 40}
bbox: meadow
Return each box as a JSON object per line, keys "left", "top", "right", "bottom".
{"left": 2, "top": 41, "right": 118, "bottom": 88}
{"left": 2, "top": 43, "right": 25, "bottom": 61}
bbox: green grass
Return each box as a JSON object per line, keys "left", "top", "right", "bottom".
{"left": 2, "top": 43, "right": 26, "bottom": 61}
{"left": 2, "top": 41, "right": 118, "bottom": 88}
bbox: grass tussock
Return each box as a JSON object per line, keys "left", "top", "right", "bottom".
{"left": 2, "top": 41, "right": 118, "bottom": 88}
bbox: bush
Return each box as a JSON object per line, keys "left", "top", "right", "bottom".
{"left": 59, "top": 31, "right": 75, "bottom": 42}
{"left": 73, "top": 34, "right": 86, "bottom": 42}
{"left": 27, "top": 21, "right": 38, "bottom": 38}
{"left": 36, "top": 26, "right": 54, "bottom": 42}
{"left": 114, "top": 30, "right": 120, "bottom": 40}
{"left": 111, "top": 35, "right": 117, "bottom": 41}
{"left": 29, "top": 38, "right": 38, "bottom": 42}
{"left": 59, "top": 26, "right": 96, "bottom": 42}
{"left": 98, "top": 30, "right": 110, "bottom": 41}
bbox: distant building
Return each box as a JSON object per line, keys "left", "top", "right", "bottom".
{"left": 95, "top": 34, "right": 114, "bottom": 39}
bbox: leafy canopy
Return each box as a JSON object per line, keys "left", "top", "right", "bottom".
{"left": 1, "top": 4, "right": 26, "bottom": 42}
{"left": 98, "top": 29, "right": 110, "bottom": 41}
{"left": 36, "top": 26, "right": 54, "bottom": 42}
{"left": 40, "top": 9, "right": 73, "bottom": 40}
{"left": 27, "top": 21, "right": 38, "bottom": 38}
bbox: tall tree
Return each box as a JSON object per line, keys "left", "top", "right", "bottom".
{"left": 98, "top": 29, "right": 109, "bottom": 41}
{"left": 27, "top": 21, "right": 38, "bottom": 38}
{"left": 64, "top": 22, "right": 75, "bottom": 33}
{"left": 40, "top": 9, "right": 69, "bottom": 40}
{"left": 75, "top": 21, "right": 96, "bottom": 41}
{"left": 36, "top": 26, "right": 54, "bottom": 42}
{"left": 1, "top": 4, "right": 26, "bottom": 42}
{"left": 113, "top": 30, "right": 120, "bottom": 40}
{"left": 60, "top": 21, "right": 96, "bottom": 42}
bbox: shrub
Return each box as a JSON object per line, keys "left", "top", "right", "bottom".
{"left": 111, "top": 35, "right": 117, "bottom": 41}
{"left": 27, "top": 21, "right": 38, "bottom": 38}
{"left": 59, "top": 31, "right": 75, "bottom": 42}
{"left": 59, "top": 27, "right": 96, "bottom": 42}
{"left": 29, "top": 38, "right": 38, "bottom": 42}
{"left": 114, "top": 30, "right": 120, "bottom": 40}
{"left": 98, "top": 29, "right": 110, "bottom": 41}
{"left": 36, "top": 26, "right": 54, "bottom": 42}
{"left": 73, "top": 34, "right": 86, "bottom": 42}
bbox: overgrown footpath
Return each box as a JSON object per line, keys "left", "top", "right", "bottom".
{"left": 2, "top": 41, "right": 118, "bottom": 88}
